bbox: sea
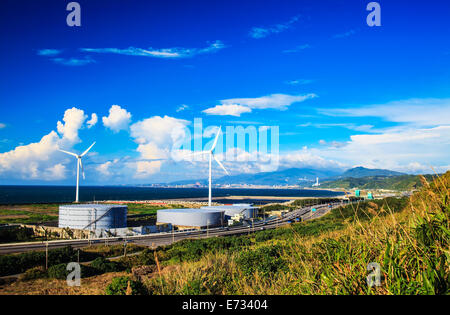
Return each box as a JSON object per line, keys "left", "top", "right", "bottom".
{"left": 0, "top": 186, "right": 345, "bottom": 205}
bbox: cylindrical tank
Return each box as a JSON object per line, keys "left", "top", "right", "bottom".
{"left": 157, "top": 208, "right": 224, "bottom": 227}
{"left": 201, "top": 205, "right": 257, "bottom": 219}
{"left": 58, "top": 204, "right": 127, "bottom": 230}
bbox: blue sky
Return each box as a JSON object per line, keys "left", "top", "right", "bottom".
{"left": 0, "top": 0, "right": 449, "bottom": 184}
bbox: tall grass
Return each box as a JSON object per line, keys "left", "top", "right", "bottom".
{"left": 142, "top": 172, "right": 449, "bottom": 295}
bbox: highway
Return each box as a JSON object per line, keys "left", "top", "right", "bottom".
{"left": 0, "top": 202, "right": 348, "bottom": 255}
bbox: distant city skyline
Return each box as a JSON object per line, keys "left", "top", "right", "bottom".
{"left": 0, "top": 0, "right": 449, "bottom": 185}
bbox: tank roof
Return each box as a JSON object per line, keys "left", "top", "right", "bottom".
{"left": 59, "top": 204, "right": 127, "bottom": 209}
{"left": 158, "top": 208, "right": 224, "bottom": 214}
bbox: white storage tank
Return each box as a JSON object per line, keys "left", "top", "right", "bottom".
{"left": 201, "top": 204, "right": 257, "bottom": 220}
{"left": 157, "top": 208, "right": 224, "bottom": 228}
{"left": 58, "top": 204, "right": 127, "bottom": 230}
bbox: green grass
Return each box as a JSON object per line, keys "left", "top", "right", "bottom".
{"left": 129, "top": 173, "right": 448, "bottom": 295}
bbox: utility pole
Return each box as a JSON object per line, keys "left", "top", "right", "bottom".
{"left": 172, "top": 225, "right": 174, "bottom": 243}
{"left": 124, "top": 237, "right": 127, "bottom": 257}
{"left": 45, "top": 241, "right": 48, "bottom": 270}
{"left": 77, "top": 249, "right": 80, "bottom": 264}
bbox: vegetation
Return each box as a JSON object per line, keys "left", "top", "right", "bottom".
{"left": 320, "top": 174, "right": 437, "bottom": 191}
{"left": 1, "top": 172, "right": 448, "bottom": 295}
{"left": 0, "top": 226, "right": 35, "bottom": 243}
{"left": 140, "top": 172, "right": 448, "bottom": 295}
{"left": 105, "top": 276, "right": 147, "bottom": 295}
{"left": 0, "top": 244, "right": 144, "bottom": 277}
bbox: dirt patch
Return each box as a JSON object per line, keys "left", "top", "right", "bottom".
{"left": 0, "top": 272, "right": 128, "bottom": 295}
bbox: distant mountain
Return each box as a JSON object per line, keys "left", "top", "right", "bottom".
{"left": 336, "top": 167, "right": 406, "bottom": 179}
{"left": 170, "top": 168, "right": 340, "bottom": 186}
{"left": 320, "top": 174, "right": 437, "bottom": 191}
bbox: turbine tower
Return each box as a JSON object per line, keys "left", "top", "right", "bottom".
{"left": 194, "top": 127, "right": 229, "bottom": 206}
{"left": 59, "top": 142, "right": 96, "bottom": 203}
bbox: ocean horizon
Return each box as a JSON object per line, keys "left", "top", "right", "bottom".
{"left": 0, "top": 185, "right": 345, "bottom": 205}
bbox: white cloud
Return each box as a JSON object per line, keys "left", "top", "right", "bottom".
{"left": 0, "top": 131, "right": 60, "bottom": 179}
{"left": 203, "top": 104, "right": 252, "bottom": 117}
{"left": 306, "top": 125, "right": 450, "bottom": 174}
{"left": 96, "top": 161, "right": 113, "bottom": 176}
{"left": 221, "top": 93, "right": 317, "bottom": 110}
{"left": 87, "top": 113, "right": 98, "bottom": 128}
{"left": 81, "top": 40, "right": 226, "bottom": 59}
{"left": 282, "top": 44, "right": 311, "bottom": 53}
{"left": 333, "top": 29, "right": 357, "bottom": 38}
{"left": 176, "top": 104, "right": 189, "bottom": 112}
{"left": 249, "top": 16, "right": 300, "bottom": 39}
{"left": 37, "top": 49, "right": 62, "bottom": 56}
{"left": 0, "top": 107, "right": 94, "bottom": 181}
{"left": 203, "top": 93, "right": 317, "bottom": 116}
{"left": 102, "top": 105, "right": 132, "bottom": 132}
{"left": 56, "top": 107, "right": 88, "bottom": 144}
{"left": 0, "top": 123, "right": 5, "bottom": 129}
{"left": 52, "top": 57, "right": 96, "bottom": 66}
{"left": 43, "top": 164, "right": 66, "bottom": 180}
{"left": 285, "top": 79, "right": 313, "bottom": 85}
{"left": 320, "top": 98, "right": 450, "bottom": 127}
{"left": 130, "top": 115, "right": 189, "bottom": 178}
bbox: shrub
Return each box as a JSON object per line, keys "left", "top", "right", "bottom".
{"left": 236, "top": 245, "right": 287, "bottom": 278}
{"left": 47, "top": 263, "right": 97, "bottom": 279}
{"left": 20, "top": 266, "right": 48, "bottom": 281}
{"left": 105, "top": 276, "right": 147, "bottom": 295}
{"left": 89, "top": 257, "right": 123, "bottom": 274}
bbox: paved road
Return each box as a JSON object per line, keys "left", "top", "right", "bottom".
{"left": 0, "top": 202, "right": 350, "bottom": 255}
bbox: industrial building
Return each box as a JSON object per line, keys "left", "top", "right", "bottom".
{"left": 201, "top": 204, "right": 258, "bottom": 220}
{"left": 157, "top": 208, "right": 225, "bottom": 229}
{"left": 58, "top": 204, "right": 127, "bottom": 231}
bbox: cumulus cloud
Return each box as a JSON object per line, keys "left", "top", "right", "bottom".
{"left": 203, "top": 93, "right": 317, "bottom": 116}
{"left": 130, "top": 115, "right": 189, "bottom": 178}
{"left": 102, "top": 105, "right": 132, "bottom": 132}
{"left": 86, "top": 113, "right": 98, "bottom": 128}
{"left": 0, "top": 131, "right": 60, "bottom": 179}
{"left": 56, "top": 107, "right": 88, "bottom": 144}
{"left": 0, "top": 107, "right": 93, "bottom": 181}
{"left": 96, "top": 161, "right": 113, "bottom": 176}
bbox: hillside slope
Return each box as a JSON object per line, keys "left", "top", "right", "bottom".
{"left": 320, "top": 174, "right": 436, "bottom": 190}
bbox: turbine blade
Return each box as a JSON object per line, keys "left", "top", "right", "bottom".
{"left": 213, "top": 154, "right": 229, "bottom": 175}
{"left": 80, "top": 142, "right": 96, "bottom": 157}
{"left": 79, "top": 159, "right": 85, "bottom": 180}
{"left": 211, "top": 126, "right": 222, "bottom": 151}
{"left": 58, "top": 149, "right": 78, "bottom": 158}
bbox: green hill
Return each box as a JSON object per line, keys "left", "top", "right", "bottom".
{"left": 320, "top": 174, "right": 437, "bottom": 190}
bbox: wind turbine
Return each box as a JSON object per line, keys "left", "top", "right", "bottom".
{"left": 193, "top": 127, "right": 229, "bottom": 206}
{"left": 59, "top": 142, "right": 96, "bottom": 203}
